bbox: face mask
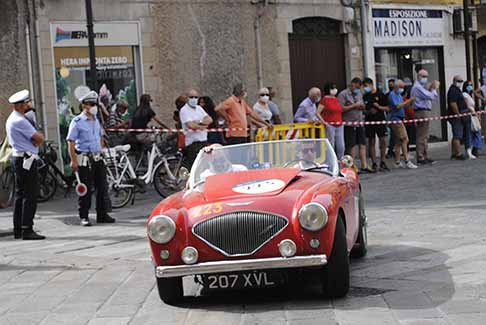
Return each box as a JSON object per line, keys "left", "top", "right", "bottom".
{"left": 242, "top": 92, "right": 248, "bottom": 99}
{"left": 25, "top": 109, "right": 36, "bottom": 122}
{"left": 363, "top": 86, "right": 372, "bottom": 94}
{"left": 455, "top": 82, "right": 463, "bottom": 89}
{"left": 466, "top": 85, "right": 474, "bottom": 93}
{"left": 397, "top": 88, "right": 404, "bottom": 94}
{"left": 419, "top": 78, "right": 428, "bottom": 85}
{"left": 330, "top": 88, "right": 338, "bottom": 96}
{"left": 89, "top": 105, "right": 98, "bottom": 116}
{"left": 353, "top": 88, "right": 361, "bottom": 95}
{"left": 315, "top": 97, "right": 322, "bottom": 104}
{"left": 260, "top": 95, "right": 269, "bottom": 103}
{"left": 188, "top": 98, "right": 198, "bottom": 107}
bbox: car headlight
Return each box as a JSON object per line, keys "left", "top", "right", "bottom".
{"left": 278, "top": 239, "right": 297, "bottom": 257}
{"left": 147, "top": 215, "right": 176, "bottom": 244}
{"left": 298, "top": 202, "right": 328, "bottom": 231}
{"left": 181, "top": 246, "right": 198, "bottom": 265}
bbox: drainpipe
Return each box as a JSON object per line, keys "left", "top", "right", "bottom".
{"left": 32, "top": 0, "right": 48, "bottom": 138}
{"left": 25, "top": 19, "right": 35, "bottom": 102}
{"left": 253, "top": 0, "right": 267, "bottom": 89}
{"left": 360, "top": 0, "right": 370, "bottom": 77}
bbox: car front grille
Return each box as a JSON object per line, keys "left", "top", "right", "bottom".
{"left": 193, "top": 211, "right": 288, "bottom": 256}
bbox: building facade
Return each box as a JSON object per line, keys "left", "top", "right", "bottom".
{"left": 367, "top": 0, "right": 473, "bottom": 141}
{"left": 0, "top": 0, "right": 475, "bottom": 158}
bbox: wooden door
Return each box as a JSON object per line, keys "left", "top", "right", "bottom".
{"left": 288, "top": 17, "right": 346, "bottom": 113}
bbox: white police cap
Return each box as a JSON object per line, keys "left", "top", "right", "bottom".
{"left": 79, "top": 90, "right": 98, "bottom": 104}
{"left": 8, "top": 89, "right": 30, "bottom": 104}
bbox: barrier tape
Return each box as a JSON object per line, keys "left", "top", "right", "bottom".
{"left": 105, "top": 111, "right": 483, "bottom": 133}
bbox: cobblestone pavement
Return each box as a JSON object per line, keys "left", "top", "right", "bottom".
{"left": 0, "top": 143, "right": 485, "bottom": 324}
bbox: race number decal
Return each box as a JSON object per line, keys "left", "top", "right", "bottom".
{"left": 192, "top": 203, "right": 223, "bottom": 218}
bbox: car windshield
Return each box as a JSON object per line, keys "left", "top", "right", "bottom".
{"left": 189, "top": 139, "right": 339, "bottom": 188}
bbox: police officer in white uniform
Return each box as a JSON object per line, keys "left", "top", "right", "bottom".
{"left": 6, "top": 90, "right": 46, "bottom": 240}
{"left": 67, "top": 90, "right": 115, "bottom": 226}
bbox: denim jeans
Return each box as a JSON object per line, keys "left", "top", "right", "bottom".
{"left": 326, "top": 124, "right": 345, "bottom": 159}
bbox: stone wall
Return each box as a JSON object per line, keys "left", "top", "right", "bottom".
{"left": 0, "top": 1, "right": 30, "bottom": 136}
{"left": 151, "top": 1, "right": 279, "bottom": 122}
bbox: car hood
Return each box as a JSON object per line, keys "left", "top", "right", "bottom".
{"left": 202, "top": 168, "right": 301, "bottom": 202}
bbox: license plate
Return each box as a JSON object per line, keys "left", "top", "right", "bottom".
{"left": 203, "top": 271, "right": 281, "bottom": 290}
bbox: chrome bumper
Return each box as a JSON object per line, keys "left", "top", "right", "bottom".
{"left": 156, "top": 255, "right": 327, "bottom": 278}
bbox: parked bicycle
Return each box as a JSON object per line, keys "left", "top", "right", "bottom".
{"left": 103, "top": 132, "right": 189, "bottom": 208}
{"left": 37, "top": 142, "right": 76, "bottom": 202}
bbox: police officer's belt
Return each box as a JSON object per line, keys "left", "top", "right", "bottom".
{"left": 77, "top": 152, "right": 103, "bottom": 161}
{"left": 12, "top": 151, "right": 40, "bottom": 159}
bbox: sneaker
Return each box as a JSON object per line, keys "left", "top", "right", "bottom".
{"left": 22, "top": 230, "right": 46, "bottom": 240}
{"left": 426, "top": 159, "right": 436, "bottom": 165}
{"left": 386, "top": 150, "right": 394, "bottom": 159}
{"left": 359, "top": 166, "right": 375, "bottom": 174}
{"left": 14, "top": 229, "right": 22, "bottom": 239}
{"left": 451, "top": 154, "right": 467, "bottom": 161}
{"left": 394, "top": 161, "right": 406, "bottom": 169}
{"left": 380, "top": 161, "right": 390, "bottom": 171}
{"left": 405, "top": 160, "right": 418, "bottom": 169}
{"left": 97, "top": 214, "right": 116, "bottom": 224}
{"left": 417, "top": 159, "right": 428, "bottom": 165}
{"left": 372, "top": 162, "right": 378, "bottom": 172}
{"left": 81, "top": 218, "right": 92, "bottom": 227}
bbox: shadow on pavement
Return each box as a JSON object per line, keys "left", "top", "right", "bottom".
{"left": 165, "top": 244, "right": 454, "bottom": 311}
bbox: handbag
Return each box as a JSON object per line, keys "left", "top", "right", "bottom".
{"left": 471, "top": 115, "right": 481, "bottom": 132}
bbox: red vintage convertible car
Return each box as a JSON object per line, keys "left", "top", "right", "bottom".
{"left": 147, "top": 139, "right": 367, "bottom": 304}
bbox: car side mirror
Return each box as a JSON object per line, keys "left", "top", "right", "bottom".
{"left": 340, "top": 155, "right": 354, "bottom": 169}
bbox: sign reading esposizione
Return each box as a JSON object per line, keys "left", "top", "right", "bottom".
{"left": 372, "top": 9, "right": 444, "bottom": 47}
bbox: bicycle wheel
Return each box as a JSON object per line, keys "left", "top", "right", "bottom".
{"left": 37, "top": 168, "right": 58, "bottom": 203}
{"left": 0, "top": 165, "right": 15, "bottom": 207}
{"left": 153, "top": 158, "right": 189, "bottom": 198}
{"left": 106, "top": 165, "right": 134, "bottom": 209}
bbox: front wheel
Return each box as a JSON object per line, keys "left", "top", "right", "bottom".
{"left": 37, "top": 168, "right": 58, "bottom": 203}
{"left": 153, "top": 158, "right": 189, "bottom": 198}
{"left": 106, "top": 165, "right": 134, "bottom": 209}
{"left": 156, "top": 277, "right": 183, "bottom": 305}
{"left": 321, "top": 216, "right": 350, "bottom": 298}
{"left": 0, "top": 165, "right": 15, "bottom": 207}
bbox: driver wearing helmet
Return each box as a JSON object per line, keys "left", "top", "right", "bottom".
{"left": 200, "top": 144, "right": 247, "bottom": 180}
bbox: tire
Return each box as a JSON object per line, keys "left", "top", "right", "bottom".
{"left": 153, "top": 158, "right": 189, "bottom": 198}
{"left": 351, "top": 193, "right": 368, "bottom": 258}
{"left": 156, "top": 277, "right": 183, "bottom": 305}
{"left": 106, "top": 165, "right": 133, "bottom": 209}
{"left": 37, "top": 168, "right": 58, "bottom": 203}
{"left": 0, "top": 166, "right": 15, "bottom": 207}
{"left": 321, "top": 216, "right": 350, "bottom": 298}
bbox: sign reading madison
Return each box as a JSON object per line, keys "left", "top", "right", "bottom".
{"left": 372, "top": 9, "right": 444, "bottom": 47}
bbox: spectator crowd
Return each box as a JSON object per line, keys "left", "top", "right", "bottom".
{"left": 102, "top": 71, "right": 486, "bottom": 173}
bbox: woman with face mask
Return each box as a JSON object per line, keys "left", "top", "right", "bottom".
{"left": 253, "top": 88, "right": 273, "bottom": 124}
{"left": 317, "top": 83, "right": 345, "bottom": 159}
{"left": 462, "top": 81, "right": 483, "bottom": 158}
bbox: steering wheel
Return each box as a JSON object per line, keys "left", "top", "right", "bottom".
{"left": 283, "top": 159, "right": 319, "bottom": 169}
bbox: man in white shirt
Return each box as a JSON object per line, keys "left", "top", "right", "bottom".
{"left": 179, "top": 89, "right": 213, "bottom": 167}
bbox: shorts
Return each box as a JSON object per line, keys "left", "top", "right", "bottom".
{"left": 390, "top": 122, "right": 408, "bottom": 144}
{"left": 365, "top": 124, "right": 388, "bottom": 138}
{"left": 449, "top": 118, "right": 466, "bottom": 140}
{"left": 344, "top": 126, "right": 366, "bottom": 149}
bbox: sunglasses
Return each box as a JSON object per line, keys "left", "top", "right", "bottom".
{"left": 260, "top": 93, "right": 269, "bottom": 96}
{"left": 189, "top": 96, "right": 199, "bottom": 99}
{"left": 456, "top": 80, "right": 464, "bottom": 83}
